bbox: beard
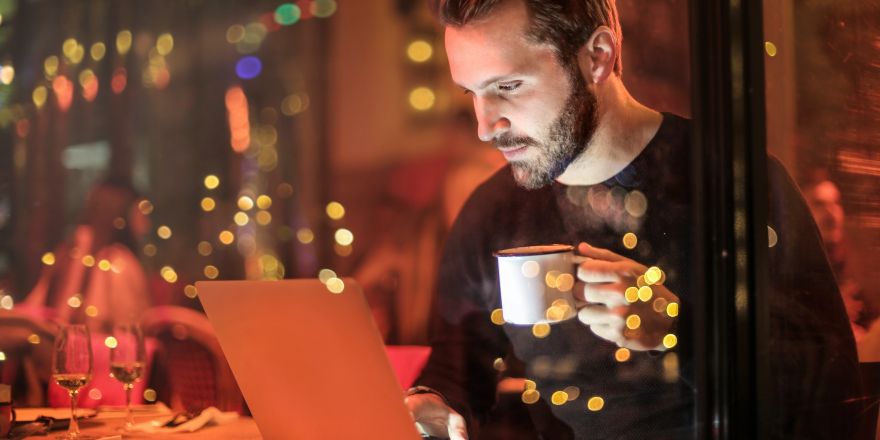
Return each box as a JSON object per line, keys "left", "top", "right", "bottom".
{"left": 497, "top": 68, "right": 598, "bottom": 190}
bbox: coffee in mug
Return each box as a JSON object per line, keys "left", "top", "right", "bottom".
{"left": 494, "top": 244, "right": 577, "bottom": 325}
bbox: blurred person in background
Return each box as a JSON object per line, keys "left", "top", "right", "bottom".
{"left": 20, "top": 177, "right": 152, "bottom": 331}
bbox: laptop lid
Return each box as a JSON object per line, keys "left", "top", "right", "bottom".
{"left": 197, "top": 278, "right": 421, "bottom": 440}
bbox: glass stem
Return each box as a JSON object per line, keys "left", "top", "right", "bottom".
{"left": 69, "top": 390, "right": 79, "bottom": 436}
{"left": 125, "top": 383, "right": 134, "bottom": 427}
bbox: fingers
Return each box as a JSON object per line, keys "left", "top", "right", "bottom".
{"left": 581, "top": 282, "right": 629, "bottom": 308}
{"left": 589, "top": 323, "right": 624, "bottom": 345}
{"left": 577, "top": 242, "right": 625, "bottom": 262}
{"left": 577, "top": 304, "right": 625, "bottom": 327}
{"left": 577, "top": 259, "right": 625, "bottom": 283}
{"left": 447, "top": 412, "right": 469, "bottom": 440}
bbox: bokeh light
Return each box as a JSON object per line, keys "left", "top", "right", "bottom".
{"left": 765, "top": 41, "right": 778, "bottom": 57}
{"left": 326, "top": 202, "right": 345, "bottom": 220}
{"left": 226, "top": 25, "right": 246, "bottom": 43}
{"left": 663, "top": 334, "right": 678, "bottom": 349}
{"left": 41, "top": 252, "right": 56, "bottom": 266}
{"left": 204, "top": 265, "right": 219, "bottom": 279}
{"left": 234, "top": 211, "right": 249, "bottom": 226}
{"left": 614, "top": 347, "right": 631, "bottom": 362}
{"left": 157, "top": 225, "right": 172, "bottom": 239}
{"left": 406, "top": 40, "right": 433, "bottom": 63}
{"left": 521, "top": 389, "right": 540, "bottom": 404}
{"left": 116, "top": 30, "right": 133, "bottom": 55}
{"left": 334, "top": 228, "right": 354, "bottom": 246}
{"left": 408, "top": 87, "right": 436, "bottom": 111}
{"left": 197, "top": 241, "right": 213, "bottom": 256}
{"left": 587, "top": 396, "right": 605, "bottom": 412}
{"left": 160, "top": 266, "right": 178, "bottom": 283}
{"left": 138, "top": 199, "right": 154, "bottom": 215}
{"left": 296, "top": 228, "right": 314, "bottom": 244}
{"left": 201, "top": 197, "right": 216, "bottom": 212}
{"left": 44, "top": 56, "right": 59, "bottom": 77}
{"left": 622, "top": 232, "right": 638, "bottom": 249}
{"left": 532, "top": 322, "right": 551, "bottom": 338}
{"left": 90, "top": 42, "right": 106, "bottom": 61}
{"left": 32, "top": 86, "right": 47, "bottom": 108}
{"left": 550, "top": 391, "right": 568, "bottom": 406}
{"left": 0, "top": 65, "right": 14, "bottom": 85}
{"left": 255, "top": 211, "right": 272, "bottom": 225}
{"left": 204, "top": 174, "right": 220, "bottom": 190}
{"left": 104, "top": 336, "right": 118, "bottom": 349}
{"left": 326, "top": 277, "right": 345, "bottom": 294}
{"left": 237, "top": 196, "right": 254, "bottom": 211}
{"left": 219, "top": 230, "right": 235, "bottom": 245}
{"left": 157, "top": 33, "right": 174, "bottom": 56}
{"left": 256, "top": 195, "right": 272, "bottom": 209}
{"left": 490, "top": 308, "right": 505, "bottom": 325}
{"left": 236, "top": 56, "right": 263, "bottom": 80}
{"left": 274, "top": 3, "right": 302, "bottom": 25}
{"left": 311, "top": 0, "right": 338, "bottom": 18}
{"left": 184, "top": 285, "right": 198, "bottom": 299}
{"left": 521, "top": 261, "right": 540, "bottom": 278}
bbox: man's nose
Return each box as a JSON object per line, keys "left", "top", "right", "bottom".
{"left": 474, "top": 98, "right": 509, "bottom": 142}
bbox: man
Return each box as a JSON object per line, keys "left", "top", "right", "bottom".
{"left": 405, "top": 0, "right": 862, "bottom": 438}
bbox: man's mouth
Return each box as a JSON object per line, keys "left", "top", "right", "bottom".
{"left": 497, "top": 145, "right": 528, "bottom": 160}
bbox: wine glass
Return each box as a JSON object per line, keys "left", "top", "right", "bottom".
{"left": 109, "top": 323, "right": 145, "bottom": 430}
{"left": 52, "top": 324, "right": 93, "bottom": 439}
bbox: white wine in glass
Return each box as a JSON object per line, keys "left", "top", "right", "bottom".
{"left": 52, "top": 324, "right": 94, "bottom": 439}
{"left": 109, "top": 323, "right": 146, "bottom": 429}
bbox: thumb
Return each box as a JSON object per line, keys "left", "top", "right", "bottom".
{"left": 447, "top": 412, "right": 469, "bottom": 440}
{"left": 577, "top": 242, "right": 624, "bottom": 262}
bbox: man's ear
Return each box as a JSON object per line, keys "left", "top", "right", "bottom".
{"left": 576, "top": 25, "right": 618, "bottom": 84}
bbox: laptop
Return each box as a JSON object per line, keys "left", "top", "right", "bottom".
{"left": 197, "top": 278, "right": 422, "bottom": 440}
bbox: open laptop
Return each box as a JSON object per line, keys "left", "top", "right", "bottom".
{"left": 197, "top": 278, "right": 422, "bottom": 439}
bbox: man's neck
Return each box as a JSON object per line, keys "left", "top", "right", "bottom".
{"left": 555, "top": 77, "right": 662, "bottom": 186}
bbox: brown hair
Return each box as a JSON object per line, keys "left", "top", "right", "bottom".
{"left": 430, "top": 0, "right": 623, "bottom": 76}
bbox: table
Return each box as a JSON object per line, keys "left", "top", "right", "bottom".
{"left": 17, "top": 407, "right": 262, "bottom": 439}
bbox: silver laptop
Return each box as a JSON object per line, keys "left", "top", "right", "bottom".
{"left": 197, "top": 278, "right": 422, "bottom": 440}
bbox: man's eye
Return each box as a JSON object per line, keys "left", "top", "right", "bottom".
{"left": 498, "top": 82, "right": 522, "bottom": 92}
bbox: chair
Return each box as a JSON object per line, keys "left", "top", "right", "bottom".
{"left": 0, "top": 310, "right": 57, "bottom": 406}
{"left": 141, "top": 306, "right": 244, "bottom": 413}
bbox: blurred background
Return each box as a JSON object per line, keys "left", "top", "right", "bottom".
{"left": 0, "top": 0, "right": 877, "bottom": 411}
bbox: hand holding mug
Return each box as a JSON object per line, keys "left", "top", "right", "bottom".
{"left": 573, "top": 242, "right": 679, "bottom": 351}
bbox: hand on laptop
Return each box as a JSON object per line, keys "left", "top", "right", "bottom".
{"left": 405, "top": 392, "right": 468, "bottom": 440}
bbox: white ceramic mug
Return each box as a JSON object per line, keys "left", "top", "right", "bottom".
{"left": 494, "top": 244, "right": 578, "bottom": 325}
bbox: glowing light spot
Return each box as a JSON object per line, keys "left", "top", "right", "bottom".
{"left": 587, "top": 396, "right": 605, "bottom": 412}
{"left": 160, "top": 266, "right": 178, "bottom": 283}
{"left": 234, "top": 211, "right": 249, "bottom": 226}
{"left": 204, "top": 265, "right": 219, "bottom": 279}
{"left": 652, "top": 297, "right": 669, "bottom": 313}
{"left": 236, "top": 56, "right": 262, "bottom": 80}
{"left": 521, "top": 261, "right": 540, "bottom": 278}
{"left": 622, "top": 232, "right": 638, "bottom": 249}
{"left": 318, "top": 269, "right": 337, "bottom": 284}
{"left": 117, "top": 30, "right": 133, "bottom": 55}
{"left": 624, "top": 287, "right": 639, "bottom": 303}
{"left": 555, "top": 273, "right": 574, "bottom": 292}
{"left": 256, "top": 195, "right": 272, "bottom": 210}
{"left": 522, "top": 389, "right": 540, "bottom": 404}
{"left": 334, "top": 228, "right": 354, "bottom": 246}
{"left": 614, "top": 347, "right": 631, "bottom": 362}
{"left": 637, "top": 286, "right": 653, "bottom": 302}
{"left": 143, "top": 389, "right": 157, "bottom": 402}
{"left": 296, "top": 228, "right": 314, "bottom": 244}
{"left": 274, "top": 3, "right": 302, "bottom": 25}
{"left": 98, "top": 259, "right": 112, "bottom": 271}
{"left": 768, "top": 225, "right": 778, "bottom": 248}
{"left": 82, "top": 255, "right": 96, "bottom": 267}
{"left": 226, "top": 25, "right": 245, "bottom": 43}
{"left": 281, "top": 94, "right": 309, "bottom": 115}
{"left": 406, "top": 40, "right": 433, "bottom": 63}
{"left": 138, "top": 200, "right": 154, "bottom": 215}
{"left": 0, "top": 295, "right": 12, "bottom": 310}
{"left": 493, "top": 358, "right": 507, "bottom": 371}
{"left": 111, "top": 68, "right": 127, "bottom": 94}
{"left": 532, "top": 322, "right": 551, "bottom": 338}
{"left": 112, "top": 217, "right": 126, "bottom": 230}
{"left": 490, "top": 308, "right": 506, "bottom": 325}
{"left": 201, "top": 197, "right": 216, "bottom": 212}
{"left": 143, "top": 244, "right": 157, "bottom": 257}
{"left": 666, "top": 302, "right": 679, "bottom": 318}
{"left": 326, "top": 277, "right": 345, "bottom": 294}
{"left": 255, "top": 211, "right": 272, "bottom": 226}
{"left": 326, "top": 202, "right": 345, "bottom": 220}
{"left": 0, "top": 352, "right": 5, "bottom": 361}
{"left": 184, "top": 285, "right": 198, "bottom": 299}
{"left": 524, "top": 379, "right": 536, "bottom": 391}
{"left": 409, "top": 87, "right": 436, "bottom": 111}
{"left": 645, "top": 267, "right": 662, "bottom": 285}
{"left": 625, "top": 314, "right": 641, "bottom": 330}
{"left": 197, "top": 241, "right": 213, "bottom": 256}
{"left": 544, "top": 270, "right": 560, "bottom": 288}
{"left": 157, "top": 226, "right": 172, "bottom": 240}
{"left": 52, "top": 76, "right": 72, "bottom": 110}
{"left": 204, "top": 175, "right": 220, "bottom": 190}
{"left": 237, "top": 196, "right": 254, "bottom": 211}
{"left": 219, "top": 230, "right": 235, "bottom": 245}
{"left": 67, "top": 295, "right": 82, "bottom": 308}
{"left": 564, "top": 386, "right": 581, "bottom": 401}
{"left": 156, "top": 33, "right": 174, "bottom": 55}
{"left": 88, "top": 388, "right": 103, "bottom": 400}
{"left": 41, "top": 252, "right": 56, "bottom": 266}
{"left": 636, "top": 275, "right": 647, "bottom": 288}
{"left": 44, "top": 56, "right": 59, "bottom": 77}
{"left": 0, "top": 65, "right": 14, "bottom": 85}
{"left": 33, "top": 86, "right": 48, "bottom": 108}
{"left": 765, "top": 41, "right": 778, "bottom": 57}
{"left": 311, "top": 0, "right": 338, "bottom": 18}
{"left": 624, "top": 190, "right": 648, "bottom": 217}
{"left": 27, "top": 334, "right": 40, "bottom": 344}
{"left": 105, "top": 336, "right": 118, "bottom": 349}
{"left": 663, "top": 334, "right": 678, "bottom": 349}
{"left": 551, "top": 391, "right": 569, "bottom": 405}
{"left": 546, "top": 302, "right": 572, "bottom": 321}
{"left": 62, "top": 38, "right": 78, "bottom": 59}
{"left": 90, "top": 42, "right": 106, "bottom": 61}
{"left": 85, "top": 305, "right": 99, "bottom": 317}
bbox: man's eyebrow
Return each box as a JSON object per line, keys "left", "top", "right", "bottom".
{"left": 457, "top": 75, "right": 517, "bottom": 92}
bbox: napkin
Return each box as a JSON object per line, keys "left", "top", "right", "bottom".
{"left": 128, "top": 407, "right": 239, "bottom": 434}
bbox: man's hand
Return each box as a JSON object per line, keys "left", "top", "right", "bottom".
{"left": 573, "top": 242, "right": 679, "bottom": 351}
{"left": 405, "top": 392, "right": 468, "bottom": 440}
